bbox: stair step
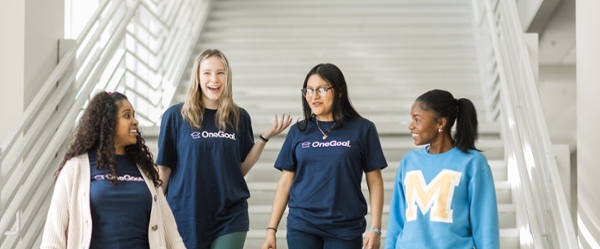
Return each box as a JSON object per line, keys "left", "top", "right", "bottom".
{"left": 143, "top": 136, "right": 505, "bottom": 162}
{"left": 207, "top": 17, "right": 471, "bottom": 27}
{"left": 247, "top": 159, "right": 507, "bottom": 181}
{"left": 141, "top": 117, "right": 500, "bottom": 137}
{"left": 200, "top": 40, "right": 476, "bottom": 49}
{"left": 247, "top": 180, "right": 512, "bottom": 206}
{"left": 146, "top": 140, "right": 504, "bottom": 162}
{"left": 213, "top": 1, "right": 469, "bottom": 10}
{"left": 246, "top": 136, "right": 504, "bottom": 161}
{"left": 247, "top": 202, "right": 515, "bottom": 229}
{"left": 234, "top": 98, "right": 485, "bottom": 113}
{"left": 242, "top": 227, "right": 520, "bottom": 249}
{"left": 489, "top": 160, "right": 508, "bottom": 181}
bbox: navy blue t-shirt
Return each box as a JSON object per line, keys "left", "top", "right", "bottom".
{"left": 88, "top": 151, "right": 152, "bottom": 249}
{"left": 156, "top": 103, "right": 254, "bottom": 248}
{"left": 275, "top": 117, "right": 387, "bottom": 240}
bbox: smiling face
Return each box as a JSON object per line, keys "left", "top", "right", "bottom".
{"left": 305, "top": 74, "right": 334, "bottom": 120}
{"left": 199, "top": 56, "right": 227, "bottom": 109}
{"left": 114, "top": 100, "right": 138, "bottom": 154}
{"left": 408, "top": 101, "right": 443, "bottom": 146}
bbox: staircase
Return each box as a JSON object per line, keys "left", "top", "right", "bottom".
{"left": 145, "top": 0, "right": 519, "bottom": 248}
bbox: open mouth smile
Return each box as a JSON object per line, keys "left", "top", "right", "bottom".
{"left": 207, "top": 86, "right": 221, "bottom": 91}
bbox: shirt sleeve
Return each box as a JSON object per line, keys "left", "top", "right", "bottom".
{"left": 40, "top": 160, "right": 76, "bottom": 249}
{"left": 274, "top": 125, "right": 297, "bottom": 172}
{"left": 156, "top": 106, "right": 179, "bottom": 169}
{"left": 361, "top": 121, "right": 387, "bottom": 172}
{"left": 385, "top": 160, "right": 406, "bottom": 249}
{"left": 239, "top": 108, "right": 254, "bottom": 163}
{"left": 469, "top": 156, "right": 500, "bottom": 249}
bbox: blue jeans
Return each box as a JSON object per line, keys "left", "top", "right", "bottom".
{"left": 287, "top": 228, "right": 363, "bottom": 249}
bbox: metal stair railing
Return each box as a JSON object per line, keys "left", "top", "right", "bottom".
{"left": 469, "top": 0, "right": 577, "bottom": 248}
{"left": 0, "top": 0, "right": 212, "bottom": 247}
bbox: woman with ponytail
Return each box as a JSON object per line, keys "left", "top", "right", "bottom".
{"left": 385, "top": 89, "right": 499, "bottom": 249}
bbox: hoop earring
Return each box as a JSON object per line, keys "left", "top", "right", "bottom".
{"left": 438, "top": 128, "right": 442, "bottom": 133}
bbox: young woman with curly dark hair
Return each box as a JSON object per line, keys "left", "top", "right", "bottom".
{"left": 41, "top": 91, "right": 185, "bottom": 249}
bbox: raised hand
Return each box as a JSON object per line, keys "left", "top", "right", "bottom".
{"left": 260, "top": 113, "right": 293, "bottom": 140}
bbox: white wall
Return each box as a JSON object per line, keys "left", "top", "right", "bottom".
{"left": 577, "top": 1, "right": 600, "bottom": 246}
{"left": 538, "top": 65, "right": 576, "bottom": 149}
{"left": 0, "top": 1, "right": 25, "bottom": 144}
{"left": 0, "top": 0, "right": 63, "bottom": 144}
{"left": 24, "top": 0, "right": 64, "bottom": 108}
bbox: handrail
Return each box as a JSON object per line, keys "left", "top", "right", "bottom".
{"left": 480, "top": 0, "right": 545, "bottom": 247}
{"left": 501, "top": 0, "right": 577, "bottom": 247}
{"left": 0, "top": 0, "right": 212, "bottom": 247}
{"left": 469, "top": 0, "right": 578, "bottom": 248}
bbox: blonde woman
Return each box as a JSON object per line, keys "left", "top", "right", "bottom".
{"left": 156, "top": 49, "right": 292, "bottom": 249}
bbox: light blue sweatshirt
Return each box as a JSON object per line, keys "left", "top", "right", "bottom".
{"left": 385, "top": 146, "right": 500, "bottom": 249}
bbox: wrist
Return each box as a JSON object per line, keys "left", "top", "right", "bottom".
{"left": 266, "top": 226, "right": 277, "bottom": 233}
{"left": 259, "top": 134, "right": 269, "bottom": 142}
{"left": 369, "top": 226, "right": 382, "bottom": 235}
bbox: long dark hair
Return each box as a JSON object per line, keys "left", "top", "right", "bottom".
{"left": 56, "top": 91, "right": 161, "bottom": 186}
{"left": 298, "top": 63, "right": 361, "bottom": 131}
{"left": 416, "top": 89, "right": 479, "bottom": 153}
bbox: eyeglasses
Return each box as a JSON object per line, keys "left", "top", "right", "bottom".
{"left": 301, "top": 87, "right": 333, "bottom": 97}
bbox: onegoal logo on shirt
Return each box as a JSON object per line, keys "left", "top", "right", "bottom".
{"left": 93, "top": 174, "right": 144, "bottom": 182}
{"left": 191, "top": 131, "right": 236, "bottom": 140}
{"left": 301, "top": 140, "right": 351, "bottom": 148}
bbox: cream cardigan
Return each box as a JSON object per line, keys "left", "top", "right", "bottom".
{"left": 40, "top": 153, "right": 186, "bottom": 249}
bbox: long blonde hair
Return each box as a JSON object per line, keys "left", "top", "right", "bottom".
{"left": 181, "top": 49, "right": 240, "bottom": 131}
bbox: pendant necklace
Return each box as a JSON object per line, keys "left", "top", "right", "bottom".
{"left": 315, "top": 118, "right": 333, "bottom": 140}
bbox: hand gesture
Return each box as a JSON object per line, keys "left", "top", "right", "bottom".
{"left": 260, "top": 113, "right": 293, "bottom": 140}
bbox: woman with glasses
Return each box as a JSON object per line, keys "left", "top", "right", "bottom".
{"left": 156, "top": 49, "right": 292, "bottom": 249}
{"left": 385, "top": 89, "right": 499, "bottom": 249}
{"left": 261, "top": 63, "right": 387, "bottom": 249}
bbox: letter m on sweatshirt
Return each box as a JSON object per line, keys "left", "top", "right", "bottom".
{"left": 404, "top": 169, "right": 462, "bottom": 223}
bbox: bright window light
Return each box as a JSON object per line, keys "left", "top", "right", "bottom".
{"left": 65, "top": 0, "right": 99, "bottom": 39}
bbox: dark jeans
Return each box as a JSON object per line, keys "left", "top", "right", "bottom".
{"left": 287, "top": 227, "right": 363, "bottom": 249}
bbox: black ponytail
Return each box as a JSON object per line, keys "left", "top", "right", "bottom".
{"left": 454, "top": 98, "right": 479, "bottom": 153}
{"left": 416, "top": 89, "right": 480, "bottom": 153}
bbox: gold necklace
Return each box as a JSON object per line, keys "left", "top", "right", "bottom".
{"left": 315, "top": 118, "right": 332, "bottom": 140}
